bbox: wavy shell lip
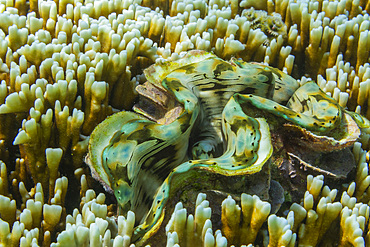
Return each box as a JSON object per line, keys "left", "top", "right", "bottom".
{"left": 283, "top": 112, "right": 361, "bottom": 152}
{"left": 144, "top": 50, "right": 215, "bottom": 86}
{"left": 133, "top": 51, "right": 212, "bottom": 125}
{"left": 84, "top": 153, "right": 114, "bottom": 194}
{"left": 133, "top": 81, "right": 184, "bottom": 125}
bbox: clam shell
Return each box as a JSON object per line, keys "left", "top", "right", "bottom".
{"left": 283, "top": 112, "right": 361, "bottom": 152}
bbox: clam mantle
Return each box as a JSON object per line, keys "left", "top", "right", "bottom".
{"left": 86, "top": 50, "right": 367, "bottom": 243}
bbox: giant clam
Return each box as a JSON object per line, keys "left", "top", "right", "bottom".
{"left": 86, "top": 50, "right": 368, "bottom": 244}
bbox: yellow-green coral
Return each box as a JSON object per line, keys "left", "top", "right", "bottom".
{"left": 0, "top": 0, "right": 369, "bottom": 246}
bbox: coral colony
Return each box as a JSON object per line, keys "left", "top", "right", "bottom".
{"left": 0, "top": 0, "right": 370, "bottom": 246}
